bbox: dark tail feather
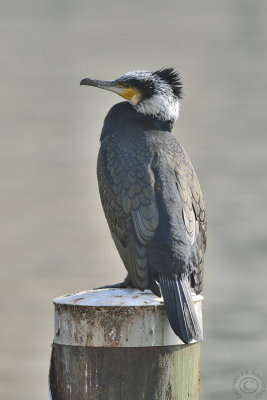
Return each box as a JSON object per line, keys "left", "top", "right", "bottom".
{"left": 158, "top": 274, "right": 202, "bottom": 344}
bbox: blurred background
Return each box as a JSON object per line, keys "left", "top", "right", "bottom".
{"left": 1, "top": 1, "right": 267, "bottom": 399}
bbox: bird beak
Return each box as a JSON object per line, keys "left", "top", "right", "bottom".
{"left": 80, "top": 78, "right": 140, "bottom": 104}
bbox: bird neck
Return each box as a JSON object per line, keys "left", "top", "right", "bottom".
{"left": 100, "top": 102, "right": 175, "bottom": 141}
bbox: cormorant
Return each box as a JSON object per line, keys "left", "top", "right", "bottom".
{"left": 80, "top": 68, "right": 207, "bottom": 344}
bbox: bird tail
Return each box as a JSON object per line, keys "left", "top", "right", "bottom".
{"left": 158, "top": 274, "right": 202, "bottom": 344}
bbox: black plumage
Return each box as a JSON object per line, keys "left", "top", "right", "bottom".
{"left": 81, "top": 68, "right": 207, "bottom": 343}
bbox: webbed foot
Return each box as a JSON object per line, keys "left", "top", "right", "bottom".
{"left": 94, "top": 275, "right": 133, "bottom": 290}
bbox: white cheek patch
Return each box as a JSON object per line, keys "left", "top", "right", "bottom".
{"left": 130, "top": 94, "right": 139, "bottom": 106}
{"left": 130, "top": 87, "right": 143, "bottom": 106}
{"left": 135, "top": 93, "right": 180, "bottom": 121}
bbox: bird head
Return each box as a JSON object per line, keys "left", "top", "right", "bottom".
{"left": 80, "top": 68, "right": 183, "bottom": 122}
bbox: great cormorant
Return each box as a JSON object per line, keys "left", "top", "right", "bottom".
{"left": 80, "top": 68, "right": 207, "bottom": 344}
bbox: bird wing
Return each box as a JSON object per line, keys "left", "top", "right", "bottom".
{"left": 97, "top": 133, "right": 159, "bottom": 289}
{"left": 173, "top": 145, "right": 207, "bottom": 293}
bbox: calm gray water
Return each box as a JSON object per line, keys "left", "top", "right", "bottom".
{"left": 1, "top": 1, "right": 267, "bottom": 399}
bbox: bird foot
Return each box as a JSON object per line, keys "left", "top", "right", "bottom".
{"left": 94, "top": 275, "right": 134, "bottom": 290}
{"left": 94, "top": 281, "right": 133, "bottom": 290}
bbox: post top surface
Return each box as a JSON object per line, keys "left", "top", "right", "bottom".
{"left": 53, "top": 288, "right": 203, "bottom": 308}
{"left": 53, "top": 288, "right": 203, "bottom": 347}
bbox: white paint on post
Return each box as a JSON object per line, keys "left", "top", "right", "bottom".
{"left": 53, "top": 288, "right": 203, "bottom": 347}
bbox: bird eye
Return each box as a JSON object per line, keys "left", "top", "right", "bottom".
{"left": 124, "top": 83, "right": 130, "bottom": 88}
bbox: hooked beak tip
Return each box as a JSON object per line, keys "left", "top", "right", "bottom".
{"left": 80, "top": 78, "right": 91, "bottom": 86}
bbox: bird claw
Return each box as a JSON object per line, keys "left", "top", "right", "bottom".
{"left": 94, "top": 276, "right": 134, "bottom": 290}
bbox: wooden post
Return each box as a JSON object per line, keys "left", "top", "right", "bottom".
{"left": 49, "top": 288, "right": 203, "bottom": 400}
